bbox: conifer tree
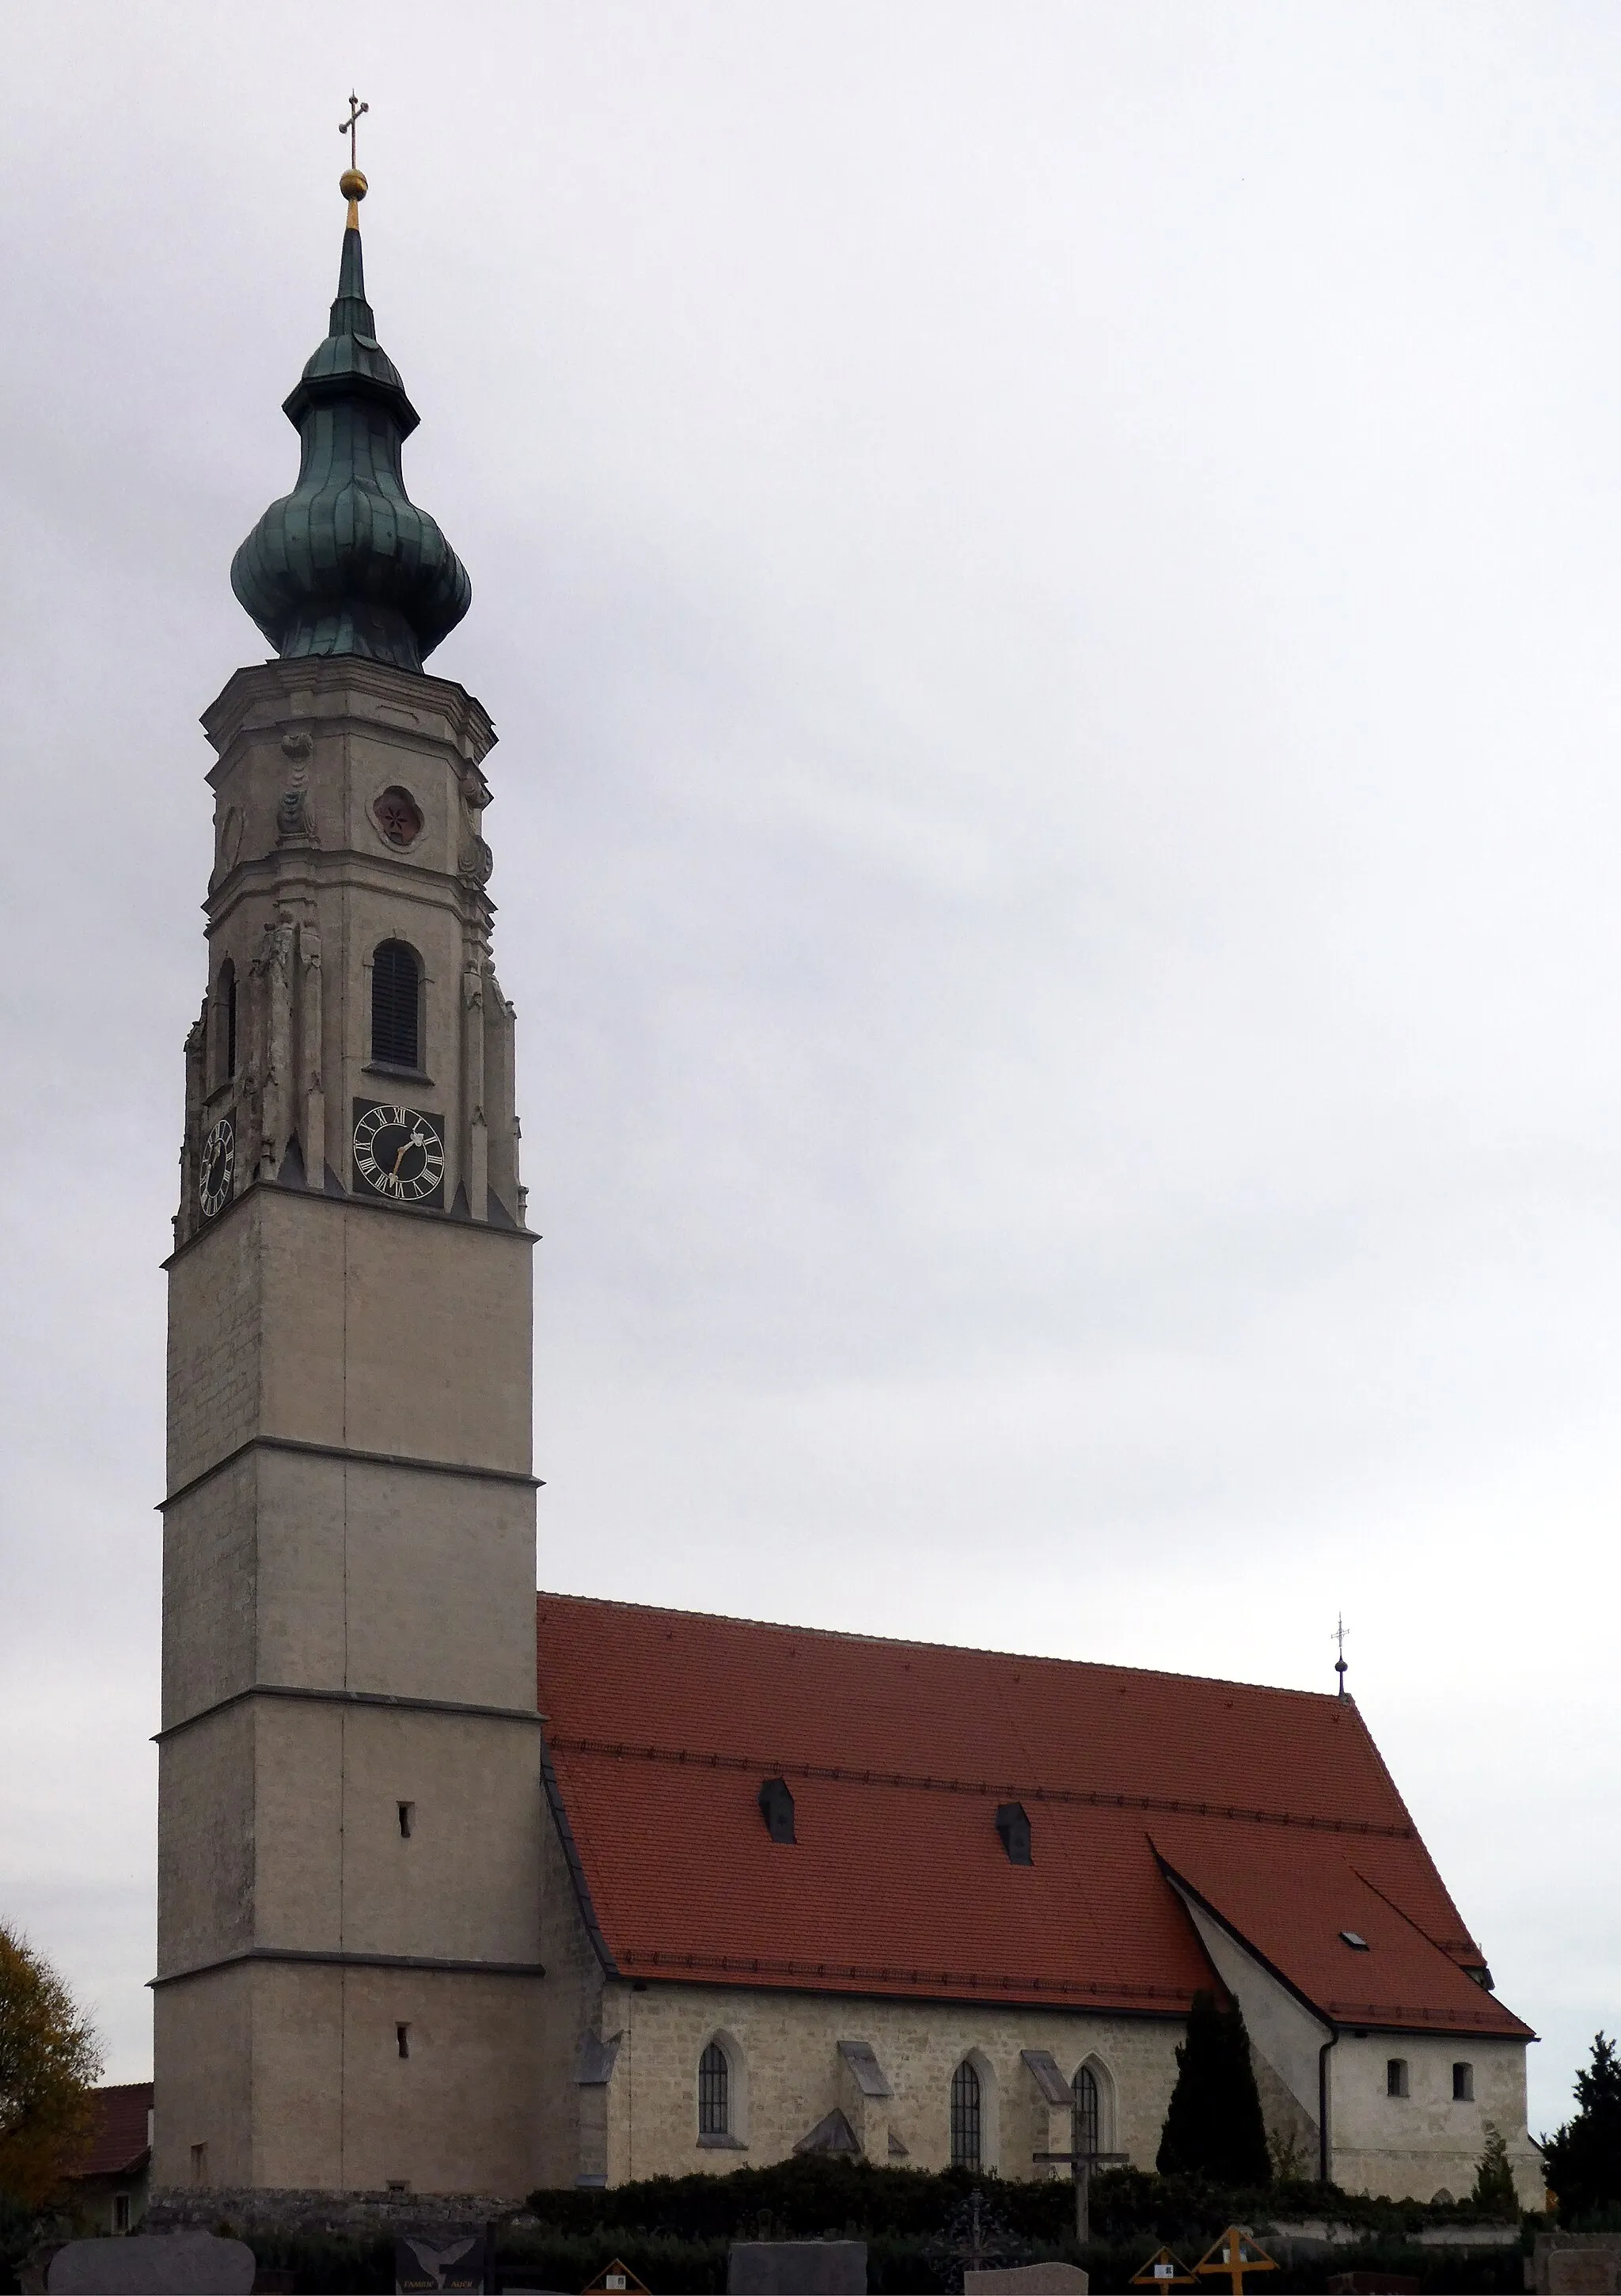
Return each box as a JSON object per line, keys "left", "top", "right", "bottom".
{"left": 1156, "top": 1989, "right": 1272, "bottom": 2185}
{"left": 1470, "top": 2123, "right": 1520, "bottom": 2220}
{"left": 1543, "top": 2034, "right": 1621, "bottom": 2223}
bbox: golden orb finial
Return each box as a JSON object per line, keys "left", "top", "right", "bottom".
{"left": 340, "top": 168, "right": 368, "bottom": 230}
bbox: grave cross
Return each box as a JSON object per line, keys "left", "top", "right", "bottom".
{"left": 1031, "top": 2146, "right": 1130, "bottom": 2244}
{"left": 1192, "top": 2226, "right": 1279, "bottom": 2296}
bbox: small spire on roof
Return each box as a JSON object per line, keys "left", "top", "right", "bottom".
{"left": 1333, "top": 1612, "right": 1349, "bottom": 1699}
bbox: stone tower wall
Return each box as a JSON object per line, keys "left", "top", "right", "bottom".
{"left": 154, "top": 658, "right": 542, "bottom": 2199}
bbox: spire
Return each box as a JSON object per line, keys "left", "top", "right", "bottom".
{"left": 230, "top": 157, "right": 471, "bottom": 674}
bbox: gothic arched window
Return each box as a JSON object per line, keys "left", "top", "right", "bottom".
{"left": 371, "top": 940, "right": 422, "bottom": 1071}
{"left": 698, "top": 2041, "right": 730, "bottom": 2137}
{"left": 217, "top": 960, "right": 237, "bottom": 1086}
{"left": 1074, "top": 2064, "right": 1100, "bottom": 2161}
{"left": 951, "top": 2059, "right": 981, "bottom": 2169}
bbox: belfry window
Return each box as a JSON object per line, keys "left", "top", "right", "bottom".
{"left": 698, "top": 2042, "right": 729, "bottom": 2137}
{"left": 951, "top": 2059, "right": 981, "bottom": 2169}
{"left": 217, "top": 960, "right": 237, "bottom": 1085}
{"left": 371, "top": 941, "right": 422, "bottom": 1071}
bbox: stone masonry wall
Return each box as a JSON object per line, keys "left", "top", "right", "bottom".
{"left": 593, "top": 1979, "right": 1183, "bottom": 2188}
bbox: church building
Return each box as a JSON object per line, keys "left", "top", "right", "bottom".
{"left": 152, "top": 165, "right": 1541, "bottom": 2214}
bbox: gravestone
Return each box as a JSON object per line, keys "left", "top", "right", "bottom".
{"left": 46, "top": 2232, "right": 255, "bottom": 2294}
{"left": 1535, "top": 2241, "right": 1621, "bottom": 2296}
{"left": 727, "top": 2240, "right": 867, "bottom": 2294}
{"left": 394, "top": 2226, "right": 490, "bottom": 2292}
{"left": 965, "top": 2268, "right": 1090, "bottom": 2295}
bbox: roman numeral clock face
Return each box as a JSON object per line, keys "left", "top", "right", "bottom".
{"left": 199, "top": 1115, "right": 235, "bottom": 1219}
{"left": 352, "top": 1101, "right": 446, "bottom": 1207}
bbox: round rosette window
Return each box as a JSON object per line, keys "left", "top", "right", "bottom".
{"left": 374, "top": 786, "right": 424, "bottom": 848}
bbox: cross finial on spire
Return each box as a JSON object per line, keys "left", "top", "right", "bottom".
{"left": 338, "top": 93, "right": 370, "bottom": 227}
{"left": 1333, "top": 1612, "right": 1350, "bottom": 1698}
{"left": 340, "top": 92, "right": 368, "bottom": 171}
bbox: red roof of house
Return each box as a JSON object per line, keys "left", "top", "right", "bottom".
{"left": 69, "top": 2082, "right": 153, "bottom": 2180}
{"left": 537, "top": 1596, "right": 1530, "bottom": 2040}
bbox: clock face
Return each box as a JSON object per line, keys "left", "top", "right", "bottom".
{"left": 351, "top": 1101, "right": 446, "bottom": 1206}
{"left": 199, "top": 1115, "right": 235, "bottom": 1220}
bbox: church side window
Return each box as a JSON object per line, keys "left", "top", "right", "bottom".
{"left": 698, "top": 2041, "right": 730, "bottom": 2137}
{"left": 1452, "top": 2062, "right": 1474, "bottom": 2102}
{"left": 371, "top": 940, "right": 422, "bottom": 1071}
{"left": 1388, "top": 2059, "right": 1410, "bottom": 2098}
{"left": 1073, "top": 2064, "right": 1100, "bottom": 2158}
{"left": 951, "top": 2059, "right": 981, "bottom": 2169}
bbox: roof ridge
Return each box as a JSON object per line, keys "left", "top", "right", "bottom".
{"left": 536, "top": 1590, "right": 1357, "bottom": 1706}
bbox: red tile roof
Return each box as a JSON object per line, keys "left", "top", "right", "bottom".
{"left": 69, "top": 2082, "right": 153, "bottom": 2180}
{"left": 537, "top": 1596, "right": 1530, "bottom": 2040}
{"left": 1153, "top": 1827, "right": 1527, "bottom": 2036}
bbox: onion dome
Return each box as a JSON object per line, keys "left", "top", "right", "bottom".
{"left": 230, "top": 171, "right": 471, "bottom": 673}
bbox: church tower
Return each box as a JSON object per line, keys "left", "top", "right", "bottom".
{"left": 154, "top": 163, "right": 543, "bottom": 2197}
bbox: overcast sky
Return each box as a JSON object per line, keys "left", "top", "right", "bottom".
{"left": 2, "top": 3, "right": 1617, "bottom": 2141}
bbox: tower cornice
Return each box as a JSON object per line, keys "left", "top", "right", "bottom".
{"left": 202, "top": 655, "right": 496, "bottom": 769}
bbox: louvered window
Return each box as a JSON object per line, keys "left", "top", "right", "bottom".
{"left": 698, "top": 2042, "right": 729, "bottom": 2136}
{"left": 371, "top": 941, "right": 421, "bottom": 1070}
{"left": 218, "top": 960, "right": 237, "bottom": 1083}
{"left": 951, "top": 2059, "right": 981, "bottom": 2168}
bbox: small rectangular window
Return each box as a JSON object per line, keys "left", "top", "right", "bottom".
{"left": 398, "top": 1801, "right": 414, "bottom": 1839}
{"left": 1453, "top": 2061, "right": 1474, "bottom": 2101}
{"left": 189, "top": 2142, "right": 207, "bottom": 2185}
{"left": 1387, "top": 2059, "right": 1409, "bottom": 2097}
{"left": 113, "top": 2195, "right": 131, "bottom": 2233}
{"left": 397, "top": 2024, "right": 411, "bottom": 2060}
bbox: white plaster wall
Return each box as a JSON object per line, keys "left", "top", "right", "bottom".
{"left": 1331, "top": 2032, "right": 1541, "bottom": 2207}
